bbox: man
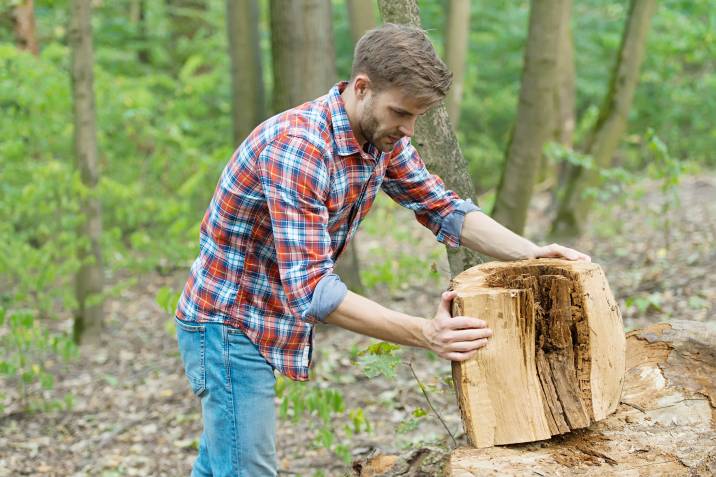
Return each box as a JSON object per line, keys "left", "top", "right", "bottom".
{"left": 174, "top": 23, "right": 590, "bottom": 476}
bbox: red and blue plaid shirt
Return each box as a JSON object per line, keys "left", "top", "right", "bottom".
{"left": 176, "top": 82, "right": 479, "bottom": 380}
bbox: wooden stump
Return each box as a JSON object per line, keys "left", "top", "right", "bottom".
{"left": 447, "top": 320, "right": 716, "bottom": 476}
{"left": 353, "top": 320, "right": 716, "bottom": 476}
{"left": 450, "top": 259, "right": 625, "bottom": 447}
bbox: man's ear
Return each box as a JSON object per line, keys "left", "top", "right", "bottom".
{"left": 353, "top": 74, "right": 371, "bottom": 99}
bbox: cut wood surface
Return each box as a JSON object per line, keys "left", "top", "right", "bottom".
{"left": 448, "top": 319, "right": 716, "bottom": 476}
{"left": 354, "top": 320, "right": 715, "bottom": 476}
{"left": 450, "top": 259, "right": 625, "bottom": 447}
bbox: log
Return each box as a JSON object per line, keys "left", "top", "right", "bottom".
{"left": 448, "top": 319, "right": 716, "bottom": 476}
{"left": 450, "top": 259, "right": 625, "bottom": 447}
{"left": 353, "top": 320, "right": 716, "bottom": 476}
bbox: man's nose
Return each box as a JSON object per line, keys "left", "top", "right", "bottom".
{"left": 399, "top": 120, "right": 416, "bottom": 138}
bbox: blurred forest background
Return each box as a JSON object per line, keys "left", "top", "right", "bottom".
{"left": 0, "top": 0, "right": 714, "bottom": 475}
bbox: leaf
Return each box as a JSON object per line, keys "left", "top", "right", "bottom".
{"left": 357, "top": 353, "right": 401, "bottom": 379}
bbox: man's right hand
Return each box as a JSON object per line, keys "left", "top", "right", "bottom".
{"left": 422, "top": 290, "right": 492, "bottom": 361}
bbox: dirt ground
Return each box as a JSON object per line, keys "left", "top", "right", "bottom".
{"left": 1, "top": 174, "right": 714, "bottom": 476}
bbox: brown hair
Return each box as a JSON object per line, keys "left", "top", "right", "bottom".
{"left": 351, "top": 23, "right": 452, "bottom": 104}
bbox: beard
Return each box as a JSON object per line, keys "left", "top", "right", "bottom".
{"left": 358, "top": 97, "right": 400, "bottom": 152}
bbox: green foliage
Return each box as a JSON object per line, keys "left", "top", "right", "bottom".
{"left": 360, "top": 194, "right": 444, "bottom": 292}
{"left": 0, "top": 307, "right": 77, "bottom": 413}
{"left": 625, "top": 292, "right": 663, "bottom": 316}
{"left": 396, "top": 407, "right": 428, "bottom": 434}
{"left": 642, "top": 128, "right": 684, "bottom": 250}
{"left": 355, "top": 341, "right": 402, "bottom": 379}
{"left": 275, "top": 376, "right": 369, "bottom": 465}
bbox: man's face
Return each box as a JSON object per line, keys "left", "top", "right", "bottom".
{"left": 357, "top": 86, "right": 431, "bottom": 153}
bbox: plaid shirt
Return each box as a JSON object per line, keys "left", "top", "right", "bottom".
{"left": 176, "top": 81, "right": 479, "bottom": 380}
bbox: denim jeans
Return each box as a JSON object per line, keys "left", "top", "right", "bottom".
{"left": 175, "top": 317, "right": 277, "bottom": 476}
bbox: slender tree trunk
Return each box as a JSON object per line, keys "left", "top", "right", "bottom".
{"left": 166, "top": 0, "right": 207, "bottom": 66}
{"left": 378, "top": 0, "right": 483, "bottom": 276}
{"left": 491, "top": 0, "right": 563, "bottom": 235}
{"left": 554, "top": 0, "right": 575, "bottom": 149}
{"left": 12, "top": 0, "right": 39, "bottom": 56}
{"left": 270, "top": 0, "right": 336, "bottom": 112}
{"left": 347, "top": 0, "right": 376, "bottom": 46}
{"left": 270, "top": 0, "right": 364, "bottom": 292}
{"left": 227, "top": 0, "right": 266, "bottom": 146}
{"left": 550, "top": 0, "right": 656, "bottom": 238}
{"left": 130, "top": 0, "right": 151, "bottom": 64}
{"left": 444, "top": 0, "right": 470, "bottom": 129}
{"left": 69, "top": 0, "right": 104, "bottom": 344}
{"left": 541, "top": 0, "right": 575, "bottom": 187}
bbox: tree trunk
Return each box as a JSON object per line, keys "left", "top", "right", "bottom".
{"left": 130, "top": 0, "right": 150, "bottom": 64}
{"left": 444, "top": 0, "right": 470, "bottom": 129}
{"left": 378, "top": 0, "right": 483, "bottom": 277}
{"left": 491, "top": 0, "right": 563, "bottom": 235}
{"left": 447, "top": 320, "right": 716, "bottom": 475}
{"left": 270, "top": 0, "right": 336, "bottom": 112}
{"left": 451, "top": 259, "right": 625, "bottom": 447}
{"left": 550, "top": 0, "right": 656, "bottom": 238}
{"left": 69, "top": 0, "right": 104, "bottom": 344}
{"left": 270, "top": 0, "right": 365, "bottom": 293}
{"left": 541, "top": 0, "right": 575, "bottom": 187}
{"left": 12, "top": 0, "right": 39, "bottom": 56}
{"left": 356, "top": 319, "right": 716, "bottom": 475}
{"left": 554, "top": 0, "right": 575, "bottom": 150}
{"left": 227, "top": 0, "right": 266, "bottom": 146}
{"left": 166, "top": 0, "right": 208, "bottom": 66}
{"left": 347, "top": 0, "right": 376, "bottom": 47}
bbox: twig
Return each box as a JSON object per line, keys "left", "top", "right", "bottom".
{"left": 406, "top": 361, "right": 457, "bottom": 448}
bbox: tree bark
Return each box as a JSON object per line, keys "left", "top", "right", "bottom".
{"left": 542, "top": 0, "right": 575, "bottom": 187}
{"left": 12, "top": 0, "right": 39, "bottom": 56}
{"left": 227, "top": 0, "right": 266, "bottom": 146}
{"left": 450, "top": 259, "right": 625, "bottom": 447}
{"left": 270, "top": 0, "right": 336, "bottom": 112}
{"left": 347, "top": 0, "right": 376, "bottom": 47}
{"left": 69, "top": 0, "right": 104, "bottom": 344}
{"left": 356, "top": 319, "right": 716, "bottom": 476}
{"left": 130, "top": 0, "right": 150, "bottom": 64}
{"left": 550, "top": 0, "right": 656, "bottom": 238}
{"left": 554, "top": 0, "right": 575, "bottom": 149}
{"left": 166, "top": 0, "right": 208, "bottom": 66}
{"left": 491, "top": 0, "right": 563, "bottom": 235}
{"left": 378, "top": 0, "right": 483, "bottom": 277}
{"left": 447, "top": 320, "right": 716, "bottom": 475}
{"left": 270, "top": 0, "right": 365, "bottom": 293}
{"left": 444, "top": 0, "right": 470, "bottom": 129}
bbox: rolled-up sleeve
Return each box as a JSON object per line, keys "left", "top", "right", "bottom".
{"left": 381, "top": 138, "right": 481, "bottom": 248}
{"left": 257, "top": 134, "right": 348, "bottom": 323}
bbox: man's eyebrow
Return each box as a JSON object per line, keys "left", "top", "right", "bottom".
{"left": 391, "top": 106, "right": 414, "bottom": 115}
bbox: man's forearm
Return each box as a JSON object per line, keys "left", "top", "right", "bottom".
{"left": 324, "top": 291, "right": 428, "bottom": 348}
{"left": 460, "top": 211, "right": 539, "bottom": 261}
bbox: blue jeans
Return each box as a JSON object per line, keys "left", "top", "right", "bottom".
{"left": 175, "top": 317, "right": 277, "bottom": 476}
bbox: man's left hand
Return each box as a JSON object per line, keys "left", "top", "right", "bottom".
{"left": 533, "top": 243, "right": 591, "bottom": 262}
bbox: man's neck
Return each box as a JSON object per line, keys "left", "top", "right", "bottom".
{"left": 340, "top": 83, "right": 367, "bottom": 147}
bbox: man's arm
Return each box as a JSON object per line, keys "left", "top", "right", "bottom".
{"left": 460, "top": 210, "right": 591, "bottom": 262}
{"left": 325, "top": 290, "right": 492, "bottom": 361}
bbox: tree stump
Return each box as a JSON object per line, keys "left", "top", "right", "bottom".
{"left": 450, "top": 259, "right": 625, "bottom": 447}
{"left": 448, "top": 319, "right": 716, "bottom": 476}
{"left": 353, "top": 320, "right": 716, "bottom": 476}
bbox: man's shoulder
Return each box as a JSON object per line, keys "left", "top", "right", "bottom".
{"left": 258, "top": 96, "right": 334, "bottom": 154}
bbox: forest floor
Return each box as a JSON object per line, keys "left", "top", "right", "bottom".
{"left": 1, "top": 173, "right": 715, "bottom": 477}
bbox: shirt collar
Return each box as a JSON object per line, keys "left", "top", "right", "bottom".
{"left": 327, "top": 81, "right": 362, "bottom": 156}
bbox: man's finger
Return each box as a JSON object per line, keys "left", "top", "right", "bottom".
{"left": 446, "top": 316, "right": 488, "bottom": 329}
{"left": 447, "top": 338, "right": 490, "bottom": 352}
{"left": 436, "top": 290, "right": 457, "bottom": 316}
{"left": 445, "top": 328, "right": 492, "bottom": 343}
